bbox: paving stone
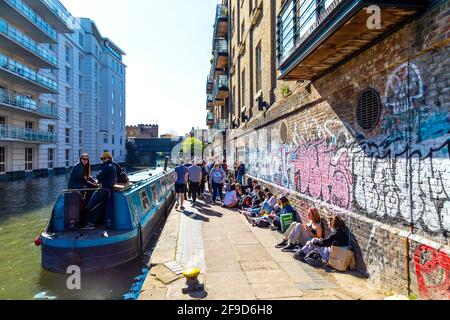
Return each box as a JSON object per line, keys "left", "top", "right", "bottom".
{"left": 240, "top": 261, "right": 280, "bottom": 272}
{"left": 245, "top": 269, "right": 292, "bottom": 284}
{"left": 278, "top": 262, "right": 315, "bottom": 283}
{"left": 234, "top": 244, "right": 273, "bottom": 262}
{"left": 205, "top": 271, "right": 249, "bottom": 287}
{"left": 250, "top": 282, "right": 303, "bottom": 299}
{"left": 297, "top": 282, "right": 337, "bottom": 290}
{"left": 228, "top": 231, "right": 260, "bottom": 245}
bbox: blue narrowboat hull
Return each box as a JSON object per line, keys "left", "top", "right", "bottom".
{"left": 39, "top": 169, "right": 176, "bottom": 273}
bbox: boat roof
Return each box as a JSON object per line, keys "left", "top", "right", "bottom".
{"left": 120, "top": 167, "right": 174, "bottom": 196}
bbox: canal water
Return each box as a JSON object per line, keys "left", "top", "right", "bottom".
{"left": 0, "top": 170, "right": 160, "bottom": 300}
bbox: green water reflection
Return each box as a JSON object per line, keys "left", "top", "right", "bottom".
{"left": 0, "top": 173, "right": 150, "bottom": 300}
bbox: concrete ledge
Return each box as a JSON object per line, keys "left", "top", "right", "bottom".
{"left": 149, "top": 206, "right": 180, "bottom": 266}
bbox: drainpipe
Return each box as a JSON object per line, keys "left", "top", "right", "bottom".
{"left": 405, "top": 59, "right": 414, "bottom": 296}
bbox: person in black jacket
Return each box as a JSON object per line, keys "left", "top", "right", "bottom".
{"left": 81, "top": 152, "right": 117, "bottom": 230}
{"left": 294, "top": 214, "right": 349, "bottom": 263}
{"left": 68, "top": 154, "right": 96, "bottom": 190}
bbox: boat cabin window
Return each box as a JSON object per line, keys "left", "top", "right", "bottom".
{"left": 140, "top": 190, "right": 151, "bottom": 211}
{"left": 151, "top": 184, "right": 159, "bottom": 205}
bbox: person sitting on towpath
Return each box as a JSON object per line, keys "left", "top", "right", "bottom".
{"left": 81, "top": 152, "right": 117, "bottom": 230}
{"left": 276, "top": 207, "right": 323, "bottom": 252}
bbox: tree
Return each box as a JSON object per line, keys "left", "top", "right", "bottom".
{"left": 182, "top": 137, "right": 206, "bottom": 161}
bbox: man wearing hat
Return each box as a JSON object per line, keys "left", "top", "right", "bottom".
{"left": 82, "top": 151, "right": 118, "bottom": 230}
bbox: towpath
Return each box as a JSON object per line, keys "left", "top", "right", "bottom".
{"left": 138, "top": 194, "right": 386, "bottom": 300}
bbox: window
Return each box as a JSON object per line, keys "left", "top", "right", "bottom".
{"left": 112, "top": 135, "right": 115, "bottom": 145}
{"left": 112, "top": 76, "right": 115, "bottom": 85}
{"left": 79, "top": 112, "right": 82, "bottom": 126}
{"left": 25, "top": 148, "right": 33, "bottom": 171}
{"left": 241, "top": 69, "right": 246, "bottom": 107}
{"left": 120, "top": 136, "right": 123, "bottom": 145}
{"left": 119, "top": 94, "right": 123, "bottom": 104}
{"left": 140, "top": 190, "right": 152, "bottom": 211}
{"left": 151, "top": 184, "right": 159, "bottom": 204}
{"left": 48, "top": 125, "right": 55, "bottom": 133}
{"left": 65, "top": 45, "right": 71, "bottom": 63}
{"left": 255, "top": 43, "right": 262, "bottom": 93}
{"left": 120, "top": 150, "right": 123, "bottom": 157}
{"left": 112, "top": 91, "right": 115, "bottom": 100}
{"left": 103, "top": 134, "right": 108, "bottom": 144}
{"left": 79, "top": 94, "right": 82, "bottom": 108}
{"left": 79, "top": 131, "right": 82, "bottom": 145}
{"left": 95, "top": 82, "right": 98, "bottom": 95}
{"left": 79, "top": 75, "right": 82, "bottom": 89}
{"left": 65, "top": 128, "right": 70, "bottom": 144}
{"left": 299, "top": 0, "right": 318, "bottom": 38}
{"left": 48, "top": 148, "right": 54, "bottom": 169}
{"left": 112, "top": 150, "right": 115, "bottom": 157}
{"left": 66, "top": 108, "right": 70, "bottom": 123}
{"left": 65, "top": 149, "right": 70, "bottom": 167}
{"left": 112, "top": 106, "right": 115, "bottom": 115}
{"left": 0, "top": 116, "right": 5, "bottom": 125}
{"left": 79, "top": 33, "right": 84, "bottom": 46}
{"left": 66, "top": 87, "right": 71, "bottom": 104}
{"left": 0, "top": 146, "right": 6, "bottom": 173}
{"left": 25, "top": 121, "right": 33, "bottom": 130}
{"left": 78, "top": 54, "right": 83, "bottom": 71}
{"left": 65, "top": 66, "right": 71, "bottom": 83}
{"left": 279, "top": 0, "right": 295, "bottom": 58}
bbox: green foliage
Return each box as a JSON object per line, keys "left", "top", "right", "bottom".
{"left": 281, "top": 85, "right": 291, "bottom": 97}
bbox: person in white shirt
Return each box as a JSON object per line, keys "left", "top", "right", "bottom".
{"left": 223, "top": 184, "right": 239, "bottom": 208}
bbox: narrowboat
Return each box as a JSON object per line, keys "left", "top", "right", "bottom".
{"left": 35, "top": 168, "right": 176, "bottom": 273}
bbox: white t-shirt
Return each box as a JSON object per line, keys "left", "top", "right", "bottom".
{"left": 224, "top": 190, "right": 238, "bottom": 206}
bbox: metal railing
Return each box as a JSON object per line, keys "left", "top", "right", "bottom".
{"left": 0, "top": 88, "right": 57, "bottom": 118}
{"left": 5, "top": 0, "right": 58, "bottom": 41}
{"left": 206, "top": 74, "right": 213, "bottom": 93}
{"left": 216, "top": 4, "right": 228, "bottom": 20}
{"left": 0, "top": 17, "right": 57, "bottom": 66}
{"left": 0, "top": 124, "right": 56, "bottom": 143}
{"left": 277, "top": 0, "right": 341, "bottom": 64}
{"left": 40, "top": 0, "right": 74, "bottom": 30}
{"left": 206, "top": 112, "right": 214, "bottom": 122}
{"left": 0, "top": 52, "right": 58, "bottom": 91}
{"left": 213, "top": 119, "right": 229, "bottom": 132}
{"left": 212, "top": 75, "right": 229, "bottom": 100}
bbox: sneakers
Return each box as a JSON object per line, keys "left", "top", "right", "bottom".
{"left": 275, "top": 239, "right": 288, "bottom": 248}
{"left": 281, "top": 243, "right": 297, "bottom": 252}
{"left": 175, "top": 203, "right": 179, "bottom": 210}
{"left": 294, "top": 250, "right": 307, "bottom": 261}
{"left": 180, "top": 206, "right": 185, "bottom": 211}
{"left": 81, "top": 223, "right": 95, "bottom": 230}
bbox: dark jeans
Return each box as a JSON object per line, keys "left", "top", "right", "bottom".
{"left": 199, "top": 179, "right": 205, "bottom": 196}
{"left": 212, "top": 182, "right": 223, "bottom": 202}
{"left": 189, "top": 181, "right": 200, "bottom": 203}
{"left": 85, "top": 189, "right": 109, "bottom": 225}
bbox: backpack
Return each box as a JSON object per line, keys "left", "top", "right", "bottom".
{"left": 255, "top": 219, "right": 270, "bottom": 228}
{"left": 113, "top": 162, "right": 129, "bottom": 184}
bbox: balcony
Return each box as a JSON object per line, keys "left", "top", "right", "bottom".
{"left": 212, "top": 75, "right": 229, "bottom": 102}
{"left": 206, "top": 94, "right": 214, "bottom": 110}
{"left": 0, "top": 88, "right": 57, "bottom": 119}
{"left": 213, "top": 119, "right": 229, "bottom": 132}
{"left": 213, "top": 4, "right": 228, "bottom": 39}
{"left": 277, "top": 0, "right": 428, "bottom": 80}
{"left": 206, "top": 112, "right": 214, "bottom": 127}
{"left": 0, "top": 17, "right": 57, "bottom": 68}
{"left": 23, "top": 0, "right": 74, "bottom": 33}
{"left": 213, "top": 39, "right": 228, "bottom": 71}
{"left": 0, "top": 124, "right": 56, "bottom": 143}
{"left": 0, "top": 52, "right": 58, "bottom": 93}
{"left": 0, "top": 0, "right": 58, "bottom": 43}
{"left": 206, "top": 75, "right": 213, "bottom": 94}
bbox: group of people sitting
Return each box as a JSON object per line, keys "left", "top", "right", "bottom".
{"left": 226, "top": 178, "right": 350, "bottom": 267}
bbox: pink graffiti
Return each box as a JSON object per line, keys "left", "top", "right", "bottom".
{"left": 414, "top": 245, "right": 450, "bottom": 300}
{"left": 293, "top": 140, "right": 353, "bottom": 209}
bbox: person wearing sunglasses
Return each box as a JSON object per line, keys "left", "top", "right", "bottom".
{"left": 68, "top": 153, "right": 96, "bottom": 190}
{"left": 81, "top": 151, "right": 117, "bottom": 230}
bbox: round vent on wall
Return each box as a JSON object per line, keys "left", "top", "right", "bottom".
{"left": 279, "top": 122, "right": 288, "bottom": 144}
{"left": 356, "top": 88, "right": 382, "bottom": 132}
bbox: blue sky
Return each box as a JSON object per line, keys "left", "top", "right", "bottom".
{"left": 63, "top": 0, "right": 219, "bottom": 136}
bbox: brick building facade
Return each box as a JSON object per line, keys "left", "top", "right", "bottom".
{"left": 207, "top": 0, "right": 450, "bottom": 299}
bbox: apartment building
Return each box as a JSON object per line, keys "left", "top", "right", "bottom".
{"left": 209, "top": 0, "right": 449, "bottom": 299}
{"left": 0, "top": 0, "right": 126, "bottom": 180}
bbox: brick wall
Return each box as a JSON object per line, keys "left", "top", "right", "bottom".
{"left": 221, "top": 0, "right": 450, "bottom": 299}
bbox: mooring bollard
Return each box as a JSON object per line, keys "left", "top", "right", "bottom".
{"left": 181, "top": 268, "right": 204, "bottom": 294}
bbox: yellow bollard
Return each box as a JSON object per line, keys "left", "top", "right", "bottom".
{"left": 181, "top": 268, "right": 204, "bottom": 293}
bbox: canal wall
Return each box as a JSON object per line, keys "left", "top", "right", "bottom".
{"left": 221, "top": 1, "right": 449, "bottom": 300}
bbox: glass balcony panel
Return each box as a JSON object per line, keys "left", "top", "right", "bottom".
{"left": 5, "top": 0, "right": 58, "bottom": 41}
{"left": 0, "top": 17, "right": 57, "bottom": 66}
{"left": 0, "top": 124, "right": 56, "bottom": 143}
{"left": 0, "top": 52, "right": 57, "bottom": 92}
{"left": 0, "top": 88, "right": 57, "bottom": 118}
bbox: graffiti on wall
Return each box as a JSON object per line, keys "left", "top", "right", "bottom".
{"left": 243, "top": 61, "right": 450, "bottom": 234}
{"left": 414, "top": 245, "right": 450, "bottom": 300}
